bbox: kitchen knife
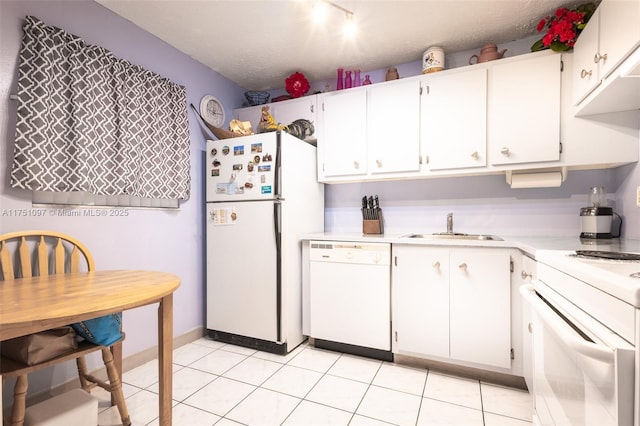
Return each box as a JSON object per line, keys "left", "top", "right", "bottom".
{"left": 373, "top": 195, "right": 379, "bottom": 219}
{"left": 367, "top": 196, "right": 374, "bottom": 220}
{"left": 362, "top": 196, "right": 368, "bottom": 219}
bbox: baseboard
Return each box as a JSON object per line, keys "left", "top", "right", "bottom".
{"left": 394, "top": 354, "right": 528, "bottom": 391}
{"left": 7, "top": 327, "right": 205, "bottom": 409}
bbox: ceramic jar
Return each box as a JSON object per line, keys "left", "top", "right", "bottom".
{"left": 422, "top": 46, "right": 445, "bottom": 73}
{"left": 385, "top": 67, "right": 399, "bottom": 81}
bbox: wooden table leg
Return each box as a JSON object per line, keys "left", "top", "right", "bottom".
{"left": 158, "top": 294, "right": 173, "bottom": 426}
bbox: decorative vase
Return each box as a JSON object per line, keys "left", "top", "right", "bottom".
{"left": 385, "top": 67, "right": 399, "bottom": 81}
{"left": 362, "top": 75, "right": 372, "bottom": 85}
{"left": 336, "top": 68, "right": 344, "bottom": 90}
{"left": 354, "top": 69, "right": 361, "bottom": 87}
{"left": 345, "top": 70, "right": 352, "bottom": 89}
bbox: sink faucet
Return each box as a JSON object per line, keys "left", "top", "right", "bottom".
{"left": 446, "top": 212, "right": 453, "bottom": 234}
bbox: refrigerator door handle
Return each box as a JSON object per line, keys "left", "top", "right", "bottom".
{"left": 275, "top": 131, "right": 282, "bottom": 198}
{"left": 274, "top": 200, "right": 282, "bottom": 342}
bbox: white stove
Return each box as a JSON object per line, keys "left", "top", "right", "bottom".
{"left": 522, "top": 246, "right": 640, "bottom": 426}
{"left": 536, "top": 248, "right": 640, "bottom": 308}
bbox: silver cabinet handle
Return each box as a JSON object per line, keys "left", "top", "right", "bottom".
{"left": 594, "top": 52, "right": 608, "bottom": 63}
{"left": 458, "top": 262, "right": 468, "bottom": 271}
{"left": 354, "top": 161, "right": 360, "bottom": 169}
{"left": 432, "top": 261, "right": 440, "bottom": 269}
{"left": 376, "top": 160, "right": 383, "bottom": 168}
{"left": 521, "top": 270, "right": 533, "bottom": 280}
{"left": 471, "top": 151, "right": 479, "bottom": 160}
{"left": 580, "top": 69, "right": 592, "bottom": 79}
{"left": 500, "top": 147, "right": 510, "bottom": 156}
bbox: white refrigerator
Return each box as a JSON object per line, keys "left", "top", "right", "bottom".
{"left": 205, "top": 131, "right": 324, "bottom": 354}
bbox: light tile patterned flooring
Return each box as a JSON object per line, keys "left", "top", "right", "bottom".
{"left": 95, "top": 337, "right": 532, "bottom": 426}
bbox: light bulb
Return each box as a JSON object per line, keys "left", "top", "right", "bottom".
{"left": 343, "top": 12, "right": 356, "bottom": 37}
{"left": 313, "top": 1, "right": 328, "bottom": 23}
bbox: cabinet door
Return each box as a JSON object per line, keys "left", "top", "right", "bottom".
{"left": 234, "top": 96, "right": 317, "bottom": 138}
{"left": 318, "top": 89, "right": 368, "bottom": 177}
{"left": 488, "top": 53, "right": 561, "bottom": 165}
{"left": 234, "top": 105, "right": 263, "bottom": 133}
{"left": 422, "top": 68, "right": 487, "bottom": 170}
{"left": 599, "top": 0, "right": 640, "bottom": 79}
{"left": 449, "top": 249, "right": 511, "bottom": 368}
{"left": 572, "top": 9, "right": 601, "bottom": 105}
{"left": 392, "top": 246, "right": 449, "bottom": 358}
{"left": 367, "top": 79, "right": 421, "bottom": 174}
{"left": 271, "top": 96, "right": 316, "bottom": 129}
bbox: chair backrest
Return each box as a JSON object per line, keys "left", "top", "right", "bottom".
{"left": 0, "top": 230, "right": 94, "bottom": 280}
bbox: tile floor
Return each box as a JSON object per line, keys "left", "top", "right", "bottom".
{"left": 94, "top": 337, "right": 533, "bottom": 426}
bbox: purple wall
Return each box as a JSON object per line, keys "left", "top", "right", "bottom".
{"left": 0, "top": 0, "right": 245, "bottom": 402}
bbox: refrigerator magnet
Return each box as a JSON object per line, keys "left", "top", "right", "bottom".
{"left": 210, "top": 148, "right": 217, "bottom": 156}
{"left": 261, "top": 185, "right": 272, "bottom": 194}
{"left": 244, "top": 182, "right": 254, "bottom": 189}
{"left": 222, "top": 146, "right": 230, "bottom": 155}
{"left": 233, "top": 145, "right": 244, "bottom": 155}
{"left": 262, "top": 153, "right": 272, "bottom": 162}
{"left": 247, "top": 162, "right": 254, "bottom": 172}
{"left": 258, "top": 165, "right": 271, "bottom": 172}
{"left": 253, "top": 155, "right": 261, "bottom": 164}
{"left": 212, "top": 159, "right": 221, "bottom": 167}
{"left": 211, "top": 169, "right": 220, "bottom": 177}
{"left": 251, "top": 143, "right": 262, "bottom": 153}
{"left": 232, "top": 164, "right": 243, "bottom": 171}
{"left": 216, "top": 183, "right": 228, "bottom": 194}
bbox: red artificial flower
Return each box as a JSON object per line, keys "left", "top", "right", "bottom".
{"left": 532, "top": 2, "right": 596, "bottom": 52}
{"left": 285, "top": 72, "right": 310, "bottom": 98}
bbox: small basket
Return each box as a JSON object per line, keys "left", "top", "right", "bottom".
{"left": 207, "top": 124, "right": 245, "bottom": 140}
{"left": 245, "top": 91, "right": 270, "bottom": 106}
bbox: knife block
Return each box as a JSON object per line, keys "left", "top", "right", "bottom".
{"left": 363, "top": 210, "right": 383, "bottom": 235}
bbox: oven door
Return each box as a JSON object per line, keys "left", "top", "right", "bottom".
{"left": 520, "top": 283, "right": 635, "bottom": 426}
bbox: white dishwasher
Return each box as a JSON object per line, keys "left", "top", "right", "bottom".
{"left": 309, "top": 241, "right": 392, "bottom": 360}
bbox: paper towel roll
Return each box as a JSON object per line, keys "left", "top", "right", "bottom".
{"left": 508, "top": 172, "right": 563, "bottom": 188}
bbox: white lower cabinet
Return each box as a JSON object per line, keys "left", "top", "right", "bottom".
{"left": 392, "top": 245, "right": 512, "bottom": 369}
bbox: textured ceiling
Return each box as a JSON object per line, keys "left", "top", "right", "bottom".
{"left": 96, "top": 0, "right": 580, "bottom": 90}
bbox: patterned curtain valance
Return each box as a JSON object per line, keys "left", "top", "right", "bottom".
{"left": 11, "top": 16, "right": 191, "bottom": 200}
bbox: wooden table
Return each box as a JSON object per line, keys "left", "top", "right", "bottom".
{"left": 0, "top": 270, "right": 180, "bottom": 426}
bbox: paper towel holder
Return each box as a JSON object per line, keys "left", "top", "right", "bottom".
{"left": 506, "top": 167, "right": 567, "bottom": 188}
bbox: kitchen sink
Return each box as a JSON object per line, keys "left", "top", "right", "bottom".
{"left": 401, "top": 233, "right": 503, "bottom": 241}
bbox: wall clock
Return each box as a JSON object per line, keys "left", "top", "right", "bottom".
{"left": 200, "top": 95, "right": 225, "bottom": 128}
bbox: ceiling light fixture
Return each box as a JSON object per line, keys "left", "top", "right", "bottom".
{"left": 313, "top": 0, "right": 356, "bottom": 36}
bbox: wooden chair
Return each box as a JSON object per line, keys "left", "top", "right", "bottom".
{"left": 0, "top": 230, "right": 131, "bottom": 426}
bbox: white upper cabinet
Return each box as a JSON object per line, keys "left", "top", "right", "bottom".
{"left": 573, "top": 10, "right": 601, "bottom": 104}
{"left": 597, "top": 0, "right": 640, "bottom": 79}
{"left": 421, "top": 68, "right": 487, "bottom": 170}
{"left": 234, "top": 96, "right": 317, "bottom": 139}
{"left": 573, "top": 0, "right": 640, "bottom": 111}
{"left": 317, "top": 88, "right": 368, "bottom": 178}
{"left": 488, "top": 53, "right": 562, "bottom": 166}
{"left": 367, "top": 79, "right": 421, "bottom": 175}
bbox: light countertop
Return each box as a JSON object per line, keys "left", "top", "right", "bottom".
{"left": 301, "top": 233, "right": 640, "bottom": 259}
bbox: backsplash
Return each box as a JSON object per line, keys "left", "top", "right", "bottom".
{"left": 324, "top": 169, "right": 624, "bottom": 238}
